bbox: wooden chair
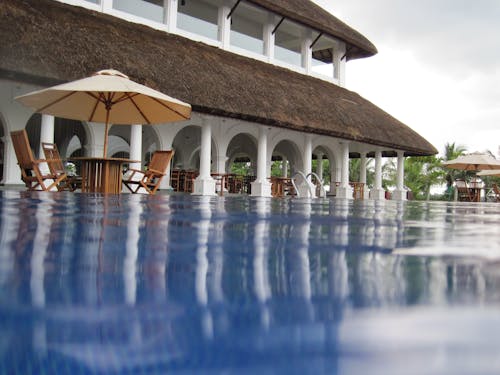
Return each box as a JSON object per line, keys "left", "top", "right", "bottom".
{"left": 492, "top": 183, "right": 500, "bottom": 202}
{"left": 455, "top": 179, "right": 474, "bottom": 202}
{"left": 122, "top": 150, "right": 174, "bottom": 194}
{"left": 42, "top": 142, "right": 81, "bottom": 191}
{"left": 10, "top": 130, "right": 68, "bottom": 191}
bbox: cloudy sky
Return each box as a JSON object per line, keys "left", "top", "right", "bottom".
{"left": 313, "top": 0, "right": 500, "bottom": 157}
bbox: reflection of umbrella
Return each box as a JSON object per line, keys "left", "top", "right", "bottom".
{"left": 442, "top": 152, "right": 500, "bottom": 171}
{"left": 15, "top": 69, "right": 191, "bottom": 157}
{"left": 477, "top": 169, "right": 500, "bottom": 177}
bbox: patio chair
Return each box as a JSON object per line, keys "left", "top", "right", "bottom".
{"left": 122, "top": 150, "right": 174, "bottom": 195}
{"left": 10, "top": 130, "right": 67, "bottom": 191}
{"left": 42, "top": 142, "right": 81, "bottom": 191}
{"left": 492, "top": 183, "right": 500, "bottom": 202}
{"left": 455, "top": 179, "right": 474, "bottom": 202}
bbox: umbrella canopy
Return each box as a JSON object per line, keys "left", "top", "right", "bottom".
{"left": 442, "top": 152, "right": 500, "bottom": 171}
{"left": 15, "top": 69, "right": 191, "bottom": 157}
{"left": 477, "top": 169, "right": 500, "bottom": 177}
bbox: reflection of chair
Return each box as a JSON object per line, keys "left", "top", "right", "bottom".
{"left": 455, "top": 179, "right": 474, "bottom": 202}
{"left": 10, "top": 130, "right": 67, "bottom": 191}
{"left": 122, "top": 150, "right": 174, "bottom": 194}
{"left": 42, "top": 142, "right": 81, "bottom": 191}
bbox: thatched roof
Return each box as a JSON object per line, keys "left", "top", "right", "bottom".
{"left": 248, "top": 0, "right": 377, "bottom": 60}
{"left": 0, "top": 0, "right": 437, "bottom": 156}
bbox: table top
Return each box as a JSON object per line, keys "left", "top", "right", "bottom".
{"left": 70, "top": 157, "right": 139, "bottom": 163}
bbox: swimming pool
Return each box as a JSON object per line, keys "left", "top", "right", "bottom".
{"left": 1, "top": 191, "right": 500, "bottom": 374}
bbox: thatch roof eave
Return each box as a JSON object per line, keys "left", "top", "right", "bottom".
{"left": 0, "top": 0, "right": 437, "bottom": 157}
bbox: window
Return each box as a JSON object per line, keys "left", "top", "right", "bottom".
{"left": 311, "top": 34, "right": 336, "bottom": 79}
{"left": 230, "top": 3, "right": 267, "bottom": 56}
{"left": 177, "top": 0, "right": 218, "bottom": 41}
{"left": 112, "top": 0, "right": 165, "bottom": 23}
{"left": 274, "top": 19, "right": 306, "bottom": 68}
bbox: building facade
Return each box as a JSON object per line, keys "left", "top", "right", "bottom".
{"left": 0, "top": 0, "right": 437, "bottom": 198}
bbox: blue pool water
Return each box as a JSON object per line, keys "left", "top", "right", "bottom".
{"left": 1, "top": 191, "right": 500, "bottom": 374}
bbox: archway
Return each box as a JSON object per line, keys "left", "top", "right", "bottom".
{"left": 26, "top": 114, "right": 87, "bottom": 158}
{"left": 108, "top": 125, "right": 160, "bottom": 162}
{"left": 312, "top": 146, "right": 331, "bottom": 188}
{"left": 272, "top": 140, "right": 303, "bottom": 177}
{"left": 226, "top": 133, "right": 257, "bottom": 175}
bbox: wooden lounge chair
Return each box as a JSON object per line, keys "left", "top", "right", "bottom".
{"left": 42, "top": 142, "right": 81, "bottom": 191}
{"left": 492, "top": 183, "right": 500, "bottom": 202}
{"left": 122, "top": 150, "right": 174, "bottom": 194}
{"left": 10, "top": 130, "right": 67, "bottom": 191}
{"left": 455, "top": 179, "right": 474, "bottom": 202}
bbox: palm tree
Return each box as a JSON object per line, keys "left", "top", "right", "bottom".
{"left": 443, "top": 142, "right": 468, "bottom": 184}
{"left": 444, "top": 142, "right": 467, "bottom": 161}
{"left": 349, "top": 158, "right": 374, "bottom": 186}
{"left": 403, "top": 156, "right": 445, "bottom": 200}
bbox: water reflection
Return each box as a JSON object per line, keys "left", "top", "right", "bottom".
{"left": 0, "top": 192, "right": 500, "bottom": 373}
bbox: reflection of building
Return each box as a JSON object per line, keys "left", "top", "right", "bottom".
{"left": 0, "top": 0, "right": 436, "bottom": 198}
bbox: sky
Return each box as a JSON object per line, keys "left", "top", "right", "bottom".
{"left": 313, "top": 0, "right": 500, "bottom": 157}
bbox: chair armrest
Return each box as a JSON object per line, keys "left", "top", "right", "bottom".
{"left": 127, "top": 168, "right": 145, "bottom": 174}
{"left": 147, "top": 168, "right": 166, "bottom": 176}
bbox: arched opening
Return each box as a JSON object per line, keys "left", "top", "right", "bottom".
{"left": 227, "top": 133, "right": 257, "bottom": 175}
{"left": 108, "top": 125, "right": 160, "bottom": 162}
{"left": 272, "top": 140, "right": 302, "bottom": 177}
{"left": 25, "top": 114, "right": 87, "bottom": 158}
{"left": 270, "top": 140, "right": 302, "bottom": 197}
{"left": 312, "top": 146, "right": 331, "bottom": 190}
{"left": 225, "top": 133, "right": 258, "bottom": 194}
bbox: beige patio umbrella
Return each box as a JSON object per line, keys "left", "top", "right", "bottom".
{"left": 442, "top": 152, "right": 500, "bottom": 171}
{"left": 477, "top": 169, "right": 500, "bottom": 177}
{"left": 15, "top": 69, "right": 191, "bottom": 157}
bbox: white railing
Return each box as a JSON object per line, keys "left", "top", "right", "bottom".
{"left": 306, "top": 172, "right": 327, "bottom": 198}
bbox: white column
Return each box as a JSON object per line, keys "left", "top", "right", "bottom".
{"left": 281, "top": 156, "right": 288, "bottom": 178}
{"left": 360, "top": 153, "right": 369, "bottom": 199}
{"left": 193, "top": 124, "right": 216, "bottom": 195}
{"left": 263, "top": 14, "right": 275, "bottom": 62}
{"left": 216, "top": 155, "right": 227, "bottom": 174}
{"left": 333, "top": 42, "right": 347, "bottom": 87}
{"left": 303, "top": 135, "right": 312, "bottom": 178}
{"left": 165, "top": 0, "right": 178, "bottom": 32}
{"left": 336, "top": 142, "right": 352, "bottom": 199}
{"left": 316, "top": 152, "right": 323, "bottom": 181}
{"left": 251, "top": 127, "right": 271, "bottom": 197}
{"left": 218, "top": 1, "right": 231, "bottom": 50}
{"left": 301, "top": 31, "right": 312, "bottom": 74}
{"left": 101, "top": 0, "right": 112, "bottom": 12}
{"left": 39, "top": 114, "right": 54, "bottom": 157}
{"left": 129, "top": 124, "right": 142, "bottom": 171}
{"left": 370, "top": 150, "right": 385, "bottom": 200}
{"left": 2, "top": 135, "right": 21, "bottom": 185}
{"left": 392, "top": 151, "right": 407, "bottom": 201}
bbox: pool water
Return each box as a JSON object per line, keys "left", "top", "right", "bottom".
{"left": 1, "top": 191, "right": 500, "bottom": 374}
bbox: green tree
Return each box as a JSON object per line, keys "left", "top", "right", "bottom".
{"left": 407, "top": 156, "right": 445, "bottom": 200}
{"left": 349, "top": 158, "right": 374, "bottom": 186}
{"left": 443, "top": 142, "right": 468, "bottom": 184}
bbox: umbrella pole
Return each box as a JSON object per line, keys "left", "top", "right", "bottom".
{"left": 103, "top": 110, "right": 110, "bottom": 158}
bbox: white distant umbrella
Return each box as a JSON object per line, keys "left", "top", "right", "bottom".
{"left": 477, "top": 169, "right": 500, "bottom": 177}
{"left": 442, "top": 152, "right": 500, "bottom": 171}
{"left": 15, "top": 69, "right": 191, "bottom": 157}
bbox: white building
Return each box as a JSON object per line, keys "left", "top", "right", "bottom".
{"left": 0, "top": 0, "right": 437, "bottom": 199}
